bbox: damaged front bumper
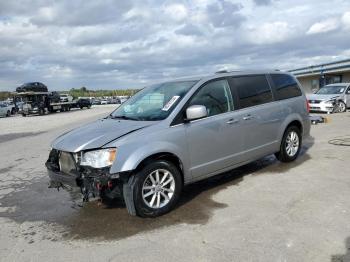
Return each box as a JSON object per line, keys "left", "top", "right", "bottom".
{"left": 45, "top": 149, "right": 127, "bottom": 202}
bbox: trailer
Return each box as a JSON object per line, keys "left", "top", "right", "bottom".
{"left": 13, "top": 91, "right": 90, "bottom": 116}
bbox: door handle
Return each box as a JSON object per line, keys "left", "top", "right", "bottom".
{"left": 243, "top": 115, "right": 253, "bottom": 121}
{"left": 226, "top": 119, "right": 239, "bottom": 124}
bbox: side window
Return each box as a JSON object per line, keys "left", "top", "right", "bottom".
{"left": 271, "top": 74, "right": 302, "bottom": 100}
{"left": 189, "top": 79, "right": 234, "bottom": 117}
{"left": 232, "top": 75, "right": 273, "bottom": 109}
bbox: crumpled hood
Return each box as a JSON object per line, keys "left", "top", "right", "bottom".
{"left": 52, "top": 118, "right": 153, "bottom": 152}
{"left": 307, "top": 94, "right": 340, "bottom": 102}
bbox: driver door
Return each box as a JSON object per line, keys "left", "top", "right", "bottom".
{"left": 185, "top": 79, "right": 245, "bottom": 180}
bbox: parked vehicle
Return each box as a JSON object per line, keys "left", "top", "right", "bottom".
{"left": 0, "top": 103, "right": 12, "bottom": 117}
{"left": 60, "top": 94, "right": 73, "bottom": 102}
{"left": 92, "top": 99, "right": 101, "bottom": 105}
{"left": 307, "top": 83, "right": 350, "bottom": 113}
{"left": 100, "top": 99, "right": 108, "bottom": 105}
{"left": 76, "top": 98, "right": 92, "bottom": 109}
{"left": 16, "top": 82, "right": 48, "bottom": 93}
{"left": 46, "top": 71, "right": 310, "bottom": 217}
{"left": 114, "top": 97, "right": 121, "bottom": 104}
{"left": 2, "top": 101, "right": 16, "bottom": 115}
{"left": 120, "top": 97, "right": 128, "bottom": 103}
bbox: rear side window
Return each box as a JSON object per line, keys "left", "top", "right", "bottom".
{"left": 270, "top": 74, "right": 302, "bottom": 100}
{"left": 232, "top": 75, "right": 273, "bottom": 109}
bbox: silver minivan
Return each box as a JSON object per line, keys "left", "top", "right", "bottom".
{"left": 46, "top": 71, "right": 310, "bottom": 217}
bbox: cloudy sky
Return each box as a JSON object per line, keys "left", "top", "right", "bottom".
{"left": 0, "top": 0, "right": 350, "bottom": 91}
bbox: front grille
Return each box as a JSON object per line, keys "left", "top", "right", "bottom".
{"left": 58, "top": 151, "right": 77, "bottom": 175}
{"left": 309, "top": 100, "right": 322, "bottom": 104}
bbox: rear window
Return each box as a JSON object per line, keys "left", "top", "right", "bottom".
{"left": 270, "top": 74, "right": 302, "bottom": 100}
{"left": 232, "top": 75, "right": 273, "bottom": 109}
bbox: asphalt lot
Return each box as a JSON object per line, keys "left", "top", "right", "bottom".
{"left": 0, "top": 106, "right": 350, "bottom": 262}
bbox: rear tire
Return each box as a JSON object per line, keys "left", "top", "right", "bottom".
{"left": 126, "top": 160, "right": 182, "bottom": 217}
{"left": 275, "top": 126, "right": 302, "bottom": 162}
{"left": 6, "top": 110, "right": 10, "bottom": 117}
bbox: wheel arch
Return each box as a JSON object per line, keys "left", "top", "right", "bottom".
{"left": 134, "top": 152, "right": 184, "bottom": 185}
{"left": 109, "top": 141, "right": 191, "bottom": 184}
{"left": 278, "top": 114, "right": 304, "bottom": 143}
{"left": 286, "top": 119, "right": 303, "bottom": 133}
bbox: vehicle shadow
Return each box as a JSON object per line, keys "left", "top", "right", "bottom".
{"left": 0, "top": 136, "right": 314, "bottom": 241}
{"left": 331, "top": 237, "right": 350, "bottom": 262}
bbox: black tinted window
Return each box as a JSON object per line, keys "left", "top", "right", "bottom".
{"left": 232, "top": 75, "right": 273, "bottom": 108}
{"left": 189, "top": 79, "right": 234, "bottom": 117}
{"left": 271, "top": 74, "right": 302, "bottom": 100}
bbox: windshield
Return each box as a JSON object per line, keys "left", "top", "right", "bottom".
{"left": 110, "top": 80, "right": 197, "bottom": 121}
{"left": 316, "top": 86, "right": 345, "bottom": 95}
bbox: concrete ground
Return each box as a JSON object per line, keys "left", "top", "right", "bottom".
{"left": 0, "top": 106, "right": 349, "bottom": 262}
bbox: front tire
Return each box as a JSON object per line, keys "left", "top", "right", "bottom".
{"left": 338, "top": 101, "right": 346, "bottom": 113}
{"left": 275, "top": 126, "right": 302, "bottom": 162}
{"left": 6, "top": 110, "right": 10, "bottom": 117}
{"left": 128, "top": 160, "right": 182, "bottom": 217}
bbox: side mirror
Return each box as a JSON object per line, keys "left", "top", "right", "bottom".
{"left": 186, "top": 105, "right": 207, "bottom": 121}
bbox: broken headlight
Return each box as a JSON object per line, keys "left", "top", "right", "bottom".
{"left": 80, "top": 148, "right": 117, "bottom": 168}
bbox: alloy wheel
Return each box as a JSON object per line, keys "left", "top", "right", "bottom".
{"left": 339, "top": 102, "right": 346, "bottom": 112}
{"left": 285, "top": 131, "right": 299, "bottom": 157}
{"left": 142, "top": 169, "right": 175, "bottom": 209}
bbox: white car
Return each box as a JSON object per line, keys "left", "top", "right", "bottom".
{"left": 60, "top": 94, "right": 73, "bottom": 102}
{"left": 307, "top": 83, "right": 350, "bottom": 113}
{"left": 100, "top": 99, "right": 108, "bottom": 105}
{"left": 0, "top": 103, "right": 12, "bottom": 117}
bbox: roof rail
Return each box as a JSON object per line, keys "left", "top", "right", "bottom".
{"left": 215, "top": 69, "right": 243, "bottom": 74}
{"left": 215, "top": 70, "right": 229, "bottom": 74}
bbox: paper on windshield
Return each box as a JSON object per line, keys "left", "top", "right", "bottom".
{"left": 162, "top": 96, "right": 180, "bottom": 111}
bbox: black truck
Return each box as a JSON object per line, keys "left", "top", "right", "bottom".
{"left": 14, "top": 82, "right": 91, "bottom": 116}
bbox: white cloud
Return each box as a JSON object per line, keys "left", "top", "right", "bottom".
{"left": 246, "top": 22, "right": 293, "bottom": 44}
{"left": 0, "top": 0, "right": 350, "bottom": 90}
{"left": 163, "top": 4, "right": 188, "bottom": 22}
{"left": 306, "top": 18, "right": 339, "bottom": 35}
{"left": 341, "top": 11, "right": 350, "bottom": 29}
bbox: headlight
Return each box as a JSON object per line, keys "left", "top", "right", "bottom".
{"left": 80, "top": 148, "right": 117, "bottom": 168}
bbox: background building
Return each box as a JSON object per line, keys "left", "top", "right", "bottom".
{"left": 289, "top": 59, "right": 350, "bottom": 94}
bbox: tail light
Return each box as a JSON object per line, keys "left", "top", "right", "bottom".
{"left": 306, "top": 99, "right": 310, "bottom": 113}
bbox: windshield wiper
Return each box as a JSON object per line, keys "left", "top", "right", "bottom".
{"left": 110, "top": 115, "right": 139, "bottom": 121}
